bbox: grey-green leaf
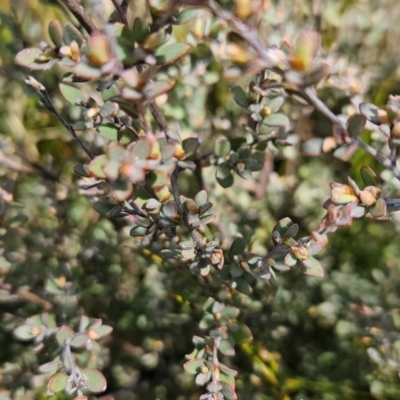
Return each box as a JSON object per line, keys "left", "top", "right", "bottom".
{"left": 59, "top": 83, "right": 86, "bottom": 105}
{"left": 347, "top": 114, "right": 366, "bottom": 137}
{"left": 230, "top": 86, "right": 251, "bottom": 109}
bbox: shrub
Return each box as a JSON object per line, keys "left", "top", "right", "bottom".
{"left": 2, "top": 0, "right": 400, "bottom": 399}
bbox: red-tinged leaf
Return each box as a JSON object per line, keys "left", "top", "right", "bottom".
{"left": 143, "top": 80, "right": 173, "bottom": 99}
{"left": 333, "top": 142, "right": 357, "bottom": 161}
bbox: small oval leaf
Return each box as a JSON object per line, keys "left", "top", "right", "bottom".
{"left": 81, "top": 368, "right": 107, "bottom": 393}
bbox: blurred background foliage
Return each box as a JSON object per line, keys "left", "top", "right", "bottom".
{"left": 2, "top": 0, "right": 400, "bottom": 399}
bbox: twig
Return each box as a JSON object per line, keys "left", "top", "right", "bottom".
{"left": 25, "top": 77, "right": 94, "bottom": 160}
{"left": 302, "top": 87, "right": 400, "bottom": 179}
{"left": 0, "top": 150, "right": 34, "bottom": 174}
{"left": 111, "top": 0, "right": 128, "bottom": 25}
{"left": 171, "top": 166, "right": 183, "bottom": 214}
{"left": 59, "top": 0, "right": 97, "bottom": 34}
{"left": 149, "top": 102, "right": 169, "bottom": 138}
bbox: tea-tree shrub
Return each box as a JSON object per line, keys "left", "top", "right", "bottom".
{"left": 3, "top": 0, "right": 400, "bottom": 399}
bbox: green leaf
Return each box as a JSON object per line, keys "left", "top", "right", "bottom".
{"left": 14, "top": 324, "right": 41, "bottom": 341}
{"left": 98, "top": 124, "right": 119, "bottom": 142}
{"left": 63, "top": 21, "right": 84, "bottom": 46}
{"left": 369, "top": 197, "right": 387, "bottom": 218}
{"left": 155, "top": 43, "right": 191, "bottom": 65}
{"left": 92, "top": 324, "right": 113, "bottom": 338}
{"left": 131, "top": 18, "right": 149, "bottom": 43}
{"left": 361, "top": 166, "right": 380, "bottom": 187}
{"left": 176, "top": 9, "right": 201, "bottom": 25}
{"left": 48, "top": 20, "right": 63, "bottom": 48}
{"left": 216, "top": 162, "right": 232, "bottom": 180}
{"left": 207, "top": 381, "right": 223, "bottom": 392}
{"left": 15, "top": 48, "right": 55, "bottom": 70}
{"left": 56, "top": 325, "right": 75, "bottom": 345}
{"left": 8, "top": 214, "right": 29, "bottom": 228}
{"left": 268, "top": 96, "right": 284, "bottom": 113}
{"left": 233, "top": 277, "right": 252, "bottom": 295}
{"left": 73, "top": 164, "right": 90, "bottom": 177}
{"left": 59, "top": 83, "right": 86, "bottom": 105}
{"left": 219, "top": 363, "right": 238, "bottom": 377}
{"left": 229, "top": 237, "right": 246, "bottom": 258}
{"left": 70, "top": 333, "right": 89, "bottom": 348}
{"left": 215, "top": 138, "right": 231, "bottom": 157}
{"left": 220, "top": 307, "right": 240, "bottom": 319}
{"left": 101, "top": 85, "right": 119, "bottom": 101}
{"left": 92, "top": 197, "right": 117, "bottom": 216}
{"left": 299, "top": 256, "right": 324, "bottom": 278}
{"left": 220, "top": 381, "right": 237, "bottom": 400}
{"left": 183, "top": 358, "right": 206, "bottom": 374}
{"left": 145, "top": 198, "right": 162, "bottom": 212}
{"left": 88, "top": 155, "right": 108, "bottom": 179}
{"left": 81, "top": 368, "right": 107, "bottom": 393}
{"left": 195, "top": 371, "right": 211, "bottom": 386}
{"left": 347, "top": 114, "right": 366, "bottom": 137}
{"left": 230, "top": 86, "right": 251, "bottom": 109}
{"left": 272, "top": 217, "right": 293, "bottom": 243}
{"left": 263, "top": 113, "right": 289, "bottom": 127}
{"left": 112, "top": 178, "right": 132, "bottom": 201}
{"left": 162, "top": 200, "right": 178, "bottom": 219}
{"left": 47, "top": 372, "right": 69, "bottom": 394}
{"left": 39, "top": 360, "right": 60, "bottom": 374}
{"left": 333, "top": 142, "right": 357, "bottom": 161}
{"left": 229, "top": 322, "right": 253, "bottom": 344}
{"left": 359, "top": 102, "right": 381, "bottom": 125}
{"left": 219, "top": 339, "right": 235, "bottom": 356}
{"left": 216, "top": 173, "right": 234, "bottom": 188}
{"left": 130, "top": 225, "right": 149, "bottom": 237}
{"left": 194, "top": 190, "right": 208, "bottom": 207}
{"left": 182, "top": 137, "right": 200, "bottom": 157}
{"left": 177, "top": 160, "right": 196, "bottom": 170}
{"left": 284, "top": 252, "right": 298, "bottom": 267}
{"left": 199, "top": 313, "right": 214, "bottom": 330}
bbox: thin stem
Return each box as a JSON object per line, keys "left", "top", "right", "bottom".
{"left": 25, "top": 77, "right": 94, "bottom": 160}
{"left": 171, "top": 166, "right": 183, "bottom": 214}
{"left": 302, "top": 87, "right": 400, "bottom": 179}
{"left": 149, "top": 102, "right": 169, "bottom": 138}
{"left": 111, "top": 0, "right": 128, "bottom": 25}
{"left": 58, "top": 0, "right": 97, "bottom": 34}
